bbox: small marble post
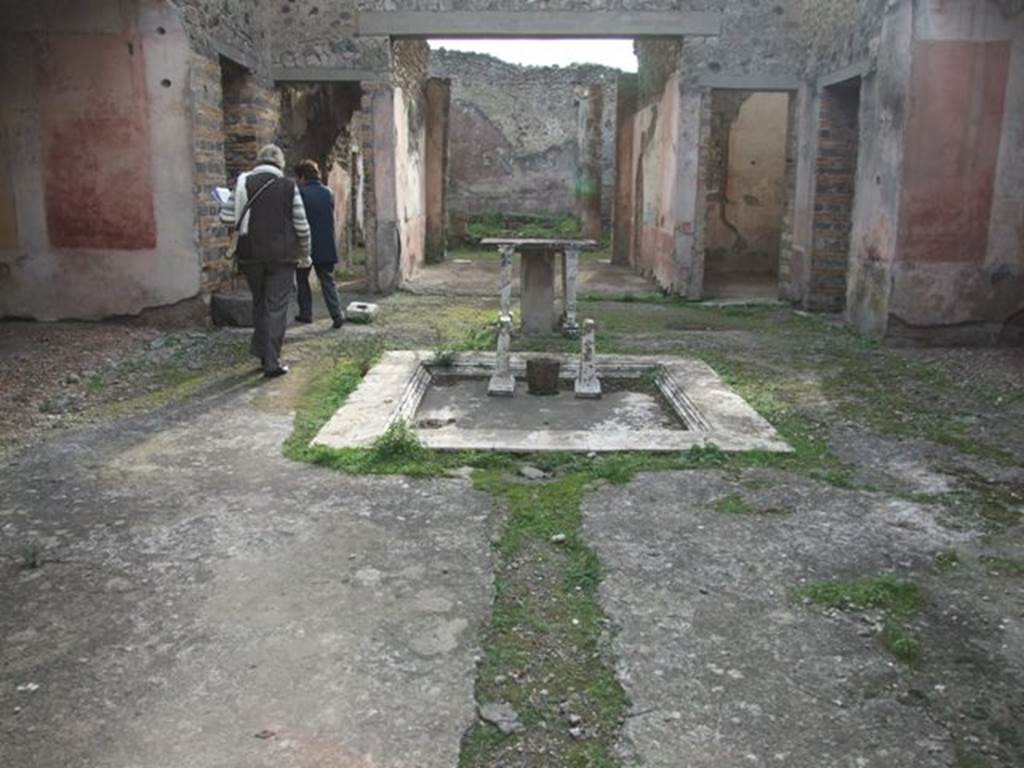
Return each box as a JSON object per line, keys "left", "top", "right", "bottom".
{"left": 574, "top": 318, "right": 601, "bottom": 399}
{"left": 488, "top": 314, "right": 515, "bottom": 397}
{"left": 562, "top": 246, "right": 580, "bottom": 336}
{"left": 498, "top": 245, "right": 514, "bottom": 319}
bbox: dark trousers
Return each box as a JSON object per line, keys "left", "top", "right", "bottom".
{"left": 240, "top": 261, "right": 294, "bottom": 372}
{"left": 296, "top": 263, "right": 343, "bottom": 321}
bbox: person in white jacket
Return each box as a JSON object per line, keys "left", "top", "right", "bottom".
{"left": 220, "top": 145, "right": 311, "bottom": 378}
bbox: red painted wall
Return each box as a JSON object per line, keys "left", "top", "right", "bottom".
{"left": 898, "top": 41, "right": 1009, "bottom": 264}
{"left": 38, "top": 32, "right": 156, "bottom": 250}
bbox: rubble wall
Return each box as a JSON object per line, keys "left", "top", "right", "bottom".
{"left": 429, "top": 50, "right": 619, "bottom": 223}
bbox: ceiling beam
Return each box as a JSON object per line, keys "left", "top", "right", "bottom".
{"left": 356, "top": 11, "right": 721, "bottom": 38}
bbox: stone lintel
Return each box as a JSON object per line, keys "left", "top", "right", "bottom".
{"left": 698, "top": 73, "right": 801, "bottom": 92}
{"left": 816, "top": 60, "right": 872, "bottom": 89}
{"left": 272, "top": 67, "right": 383, "bottom": 83}
{"left": 215, "top": 40, "right": 257, "bottom": 72}
{"left": 356, "top": 11, "right": 722, "bottom": 38}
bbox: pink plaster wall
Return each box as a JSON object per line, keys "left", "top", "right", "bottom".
{"left": 38, "top": 32, "right": 156, "bottom": 250}
{"left": 897, "top": 40, "right": 1010, "bottom": 264}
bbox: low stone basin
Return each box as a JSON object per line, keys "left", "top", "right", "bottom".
{"left": 311, "top": 351, "right": 791, "bottom": 454}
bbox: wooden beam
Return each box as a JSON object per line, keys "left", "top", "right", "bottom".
{"left": 356, "top": 11, "right": 721, "bottom": 38}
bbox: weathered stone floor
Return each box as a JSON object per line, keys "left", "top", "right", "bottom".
{"left": 2, "top": 293, "right": 1023, "bottom": 767}
{"left": 0, "top": 385, "right": 494, "bottom": 768}
{"left": 586, "top": 469, "right": 1021, "bottom": 767}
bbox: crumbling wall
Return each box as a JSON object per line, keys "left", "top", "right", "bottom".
{"left": 429, "top": 50, "right": 618, "bottom": 223}
{"left": 0, "top": 0, "right": 202, "bottom": 320}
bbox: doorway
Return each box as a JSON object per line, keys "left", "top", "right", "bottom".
{"left": 702, "top": 89, "right": 791, "bottom": 300}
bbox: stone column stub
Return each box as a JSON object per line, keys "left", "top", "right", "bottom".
{"left": 574, "top": 318, "right": 601, "bottom": 399}
{"left": 488, "top": 314, "right": 515, "bottom": 397}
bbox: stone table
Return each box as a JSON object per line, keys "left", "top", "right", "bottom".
{"left": 481, "top": 238, "right": 598, "bottom": 335}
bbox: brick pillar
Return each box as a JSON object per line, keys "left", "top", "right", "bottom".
{"left": 612, "top": 74, "right": 637, "bottom": 266}
{"left": 191, "top": 53, "right": 231, "bottom": 293}
{"left": 424, "top": 77, "right": 450, "bottom": 265}
{"left": 807, "top": 81, "right": 861, "bottom": 312}
{"left": 576, "top": 85, "right": 603, "bottom": 241}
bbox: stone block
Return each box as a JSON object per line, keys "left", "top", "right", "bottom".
{"left": 210, "top": 290, "right": 253, "bottom": 327}
{"left": 345, "top": 301, "right": 380, "bottom": 323}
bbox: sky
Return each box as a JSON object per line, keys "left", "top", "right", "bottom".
{"left": 428, "top": 39, "right": 638, "bottom": 72}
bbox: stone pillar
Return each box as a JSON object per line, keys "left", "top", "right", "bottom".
{"left": 361, "top": 85, "right": 400, "bottom": 294}
{"left": 425, "top": 77, "right": 450, "bottom": 264}
{"left": 562, "top": 247, "right": 580, "bottom": 336}
{"left": 499, "top": 244, "right": 514, "bottom": 318}
{"left": 521, "top": 252, "right": 557, "bottom": 335}
{"left": 574, "top": 319, "right": 601, "bottom": 399}
{"left": 576, "top": 85, "right": 603, "bottom": 241}
{"left": 488, "top": 315, "right": 515, "bottom": 397}
{"left": 612, "top": 74, "right": 638, "bottom": 266}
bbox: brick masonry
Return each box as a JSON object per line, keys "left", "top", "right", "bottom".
{"left": 807, "top": 82, "right": 861, "bottom": 312}
{"left": 190, "top": 53, "right": 232, "bottom": 293}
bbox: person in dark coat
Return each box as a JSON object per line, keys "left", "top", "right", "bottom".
{"left": 293, "top": 159, "right": 344, "bottom": 329}
{"left": 220, "top": 145, "right": 310, "bottom": 378}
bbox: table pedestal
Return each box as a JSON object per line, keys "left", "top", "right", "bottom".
{"left": 521, "top": 251, "right": 557, "bottom": 335}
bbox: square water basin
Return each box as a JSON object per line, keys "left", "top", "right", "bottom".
{"left": 311, "top": 351, "right": 790, "bottom": 454}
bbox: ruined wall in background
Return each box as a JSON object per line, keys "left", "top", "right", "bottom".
{"left": 0, "top": 0, "right": 202, "bottom": 320}
{"left": 429, "top": 50, "right": 619, "bottom": 224}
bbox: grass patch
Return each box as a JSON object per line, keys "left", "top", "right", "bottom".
{"left": 459, "top": 471, "right": 628, "bottom": 768}
{"left": 798, "top": 575, "right": 924, "bottom": 666}
{"left": 934, "top": 549, "right": 960, "bottom": 573}
{"left": 797, "top": 575, "right": 923, "bottom": 618}
{"left": 978, "top": 554, "right": 1024, "bottom": 577}
{"left": 880, "top": 621, "right": 922, "bottom": 666}
{"left": 714, "top": 493, "right": 753, "bottom": 515}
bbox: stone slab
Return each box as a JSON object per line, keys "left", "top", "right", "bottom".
{"left": 210, "top": 289, "right": 253, "bottom": 327}
{"left": 345, "top": 301, "right": 380, "bottom": 323}
{"left": 521, "top": 252, "right": 557, "bottom": 335}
